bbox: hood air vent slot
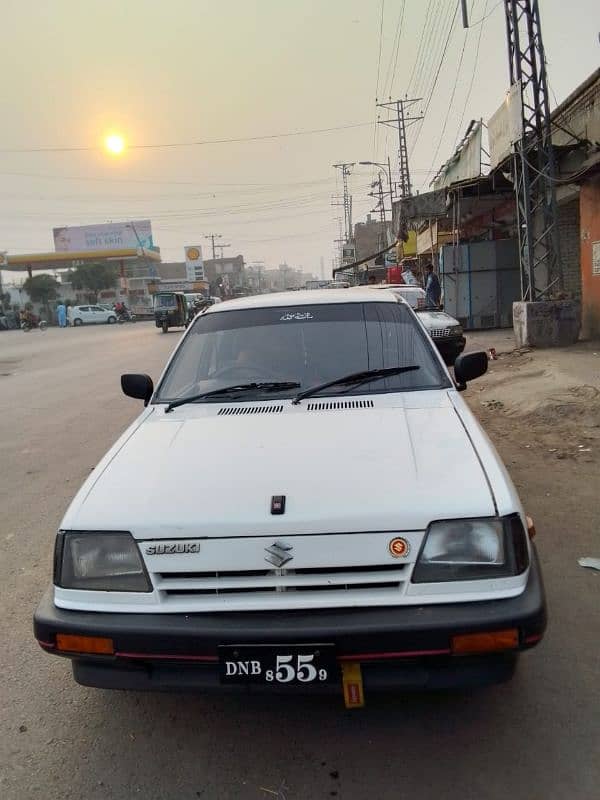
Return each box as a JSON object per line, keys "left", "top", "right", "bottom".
{"left": 218, "top": 405, "right": 284, "bottom": 416}
{"left": 307, "top": 399, "right": 374, "bottom": 411}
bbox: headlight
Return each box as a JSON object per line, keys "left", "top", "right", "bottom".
{"left": 450, "top": 324, "right": 463, "bottom": 335}
{"left": 412, "top": 515, "right": 529, "bottom": 583}
{"left": 54, "top": 531, "right": 152, "bottom": 592}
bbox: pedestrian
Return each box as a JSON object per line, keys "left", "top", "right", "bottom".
{"left": 424, "top": 263, "right": 441, "bottom": 308}
{"left": 401, "top": 261, "right": 419, "bottom": 285}
{"left": 57, "top": 302, "right": 67, "bottom": 328}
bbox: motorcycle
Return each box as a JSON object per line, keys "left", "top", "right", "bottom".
{"left": 21, "top": 315, "right": 47, "bottom": 332}
{"left": 116, "top": 309, "right": 136, "bottom": 323}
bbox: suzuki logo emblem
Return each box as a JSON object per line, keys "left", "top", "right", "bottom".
{"left": 264, "top": 540, "right": 293, "bottom": 568}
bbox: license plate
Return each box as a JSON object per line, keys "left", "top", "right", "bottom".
{"left": 218, "top": 644, "right": 337, "bottom": 685}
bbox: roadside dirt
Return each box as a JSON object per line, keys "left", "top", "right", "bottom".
{"left": 464, "top": 335, "right": 600, "bottom": 465}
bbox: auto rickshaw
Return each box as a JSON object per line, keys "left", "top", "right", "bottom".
{"left": 153, "top": 292, "right": 188, "bottom": 333}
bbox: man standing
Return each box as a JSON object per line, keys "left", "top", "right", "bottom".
{"left": 424, "top": 263, "right": 441, "bottom": 308}
{"left": 57, "top": 302, "right": 67, "bottom": 328}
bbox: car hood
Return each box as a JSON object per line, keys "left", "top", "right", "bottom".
{"left": 417, "top": 310, "right": 461, "bottom": 327}
{"left": 65, "top": 394, "right": 496, "bottom": 538}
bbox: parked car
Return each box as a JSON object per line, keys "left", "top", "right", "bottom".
{"left": 68, "top": 305, "right": 117, "bottom": 326}
{"left": 372, "top": 285, "right": 466, "bottom": 364}
{"left": 34, "top": 289, "right": 545, "bottom": 702}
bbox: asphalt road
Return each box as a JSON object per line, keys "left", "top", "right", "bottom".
{"left": 1, "top": 323, "right": 598, "bottom": 800}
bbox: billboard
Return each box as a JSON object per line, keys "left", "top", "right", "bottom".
{"left": 53, "top": 220, "right": 154, "bottom": 253}
{"left": 432, "top": 121, "right": 482, "bottom": 189}
{"left": 488, "top": 82, "right": 523, "bottom": 169}
{"left": 185, "top": 245, "right": 204, "bottom": 281}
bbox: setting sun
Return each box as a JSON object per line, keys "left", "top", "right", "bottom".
{"left": 104, "top": 133, "right": 125, "bottom": 155}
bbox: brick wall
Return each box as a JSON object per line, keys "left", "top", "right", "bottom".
{"left": 558, "top": 197, "right": 581, "bottom": 297}
{"left": 580, "top": 177, "right": 600, "bottom": 339}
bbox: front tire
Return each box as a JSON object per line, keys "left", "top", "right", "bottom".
{"left": 162, "top": 320, "right": 168, "bottom": 333}
{"left": 73, "top": 318, "right": 83, "bottom": 326}
{"left": 39, "top": 320, "right": 48, "bottom": 332}
{"left": 108, "top": 316, "right": 117, "bottom": 324}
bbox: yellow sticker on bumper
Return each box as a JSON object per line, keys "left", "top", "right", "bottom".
{"left": 342, "top": 662, "right": 365, "bottom": 708}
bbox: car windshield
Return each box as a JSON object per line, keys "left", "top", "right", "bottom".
{"left": 154, "top": 294, "right": 177, "bottom": 309}
{"left": 155, "top": 301, "right": 450, "bottom": 402}
{"left": 389, "top": 289, "right": 425, "bottom": 309}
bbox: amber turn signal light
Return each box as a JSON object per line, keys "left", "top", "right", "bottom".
{"left": 56, "top": 634, "right": 114, "bottom": 655}
{"left": 526, "top": 516, "right": 536, "bottom": 539}
{"left": 451, "top": 628, "right": 519, "bottom": 655}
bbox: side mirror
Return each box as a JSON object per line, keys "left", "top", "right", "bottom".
{"left": 454, "top": 351, "right": 488, "bottom": 390}
{"left": 121, "top": 374, "right": 154, "bottom": 406}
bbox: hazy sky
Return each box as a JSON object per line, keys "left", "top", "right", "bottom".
{"left": 1, "top": 0, "right": 598, "bottom": 279}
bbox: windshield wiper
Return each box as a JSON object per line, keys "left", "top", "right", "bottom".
{"left": 292, "top": 366, "right": 420, "bottom": 405}
{"left": 165, "top": 382, "right": 300, "bottom": 413}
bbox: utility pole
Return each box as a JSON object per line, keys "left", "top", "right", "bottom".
{"left": 215, "top": 243, "right": 231, "bottom": 259}
{"left": 204, "top": 233, "right": 222, "bottom": 260}
{"left": 460, "top": 0, "right": 469, "bottom": 28}
{"left": 332, "top": 163, "right": 355, "bottom": 241}
{"left": 377, "top": 99, "right": 423, "bottom": 198}
{"left": 333, "top": 216, "right": 345, "bottom": 272}
{"left": 250, "top": 261, "right": 265, "bottom": 293}
{"left": 503, "top": 0, "right": 562, "bottom": 299}
{"left": 369, "top": 174, "right": 386, "bottom": 225}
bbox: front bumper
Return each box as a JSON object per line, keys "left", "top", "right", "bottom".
{"left": 34, "top": 547, "right": 546, "bottom": 693}
{"left": 433, "top": 334, "right": 466, "bottom": 362}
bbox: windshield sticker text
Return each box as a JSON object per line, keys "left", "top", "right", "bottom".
{"left": 280, "top": 312, "right": 314, "bottom": 321}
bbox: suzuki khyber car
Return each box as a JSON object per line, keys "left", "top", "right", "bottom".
{"left": 34, "top": 290, "right": 546, "bottom": 706}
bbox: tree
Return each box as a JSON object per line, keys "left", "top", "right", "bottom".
{"left": 23, "top": 274, "right": 59, "bottom": 306}
{"left": 69, "top": 262, "right": 119, "bottom": 302}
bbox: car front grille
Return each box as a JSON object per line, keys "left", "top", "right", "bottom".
{"left": 153, "top": 563, "right": 408, "bottom": 597}
{"left": 430, "top": 327, "right": 452, "bottom": 338}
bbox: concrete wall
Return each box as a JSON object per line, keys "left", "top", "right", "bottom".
{"left": 580, "top": 176, "right": 600, "bottom": 339}
{"left": 558, "top": 197, "right": 582, "bottom": 298}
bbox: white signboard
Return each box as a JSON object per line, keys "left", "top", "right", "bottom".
{"left": 185, "top": 245, "right": 205, "bottom": 280}
{"left": 342, "top": 245, "right": 355, "bottom": 265}
{"left": 592, "top": 241, "right": 600, "bottom": 276}
{"left": 53, "top": 220, "right": 153, "bottom": 253}
{"left": 432, "top": 121, "right": 482, "bottom": 189}
{"left": 488, "top": 81, "right": 523, "bottom": 169}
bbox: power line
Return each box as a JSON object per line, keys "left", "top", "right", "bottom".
{"left": 0, "top": 121, "right": 373, "bottom": 154}
{"left": 452, "top": 0, "right": 489, "bottom": 150}
{"left": 410, "top": 1, "right": 460, "bottom": 156}
{"left": 0, "top": 169, "right": 344, "bottom": 189}
{"left": 375, "top": 0, "right": 386, "bottom": 100}
{"left": 381, "top": 0, "right": 406, "bottom": 98}
{"left": 425, "top": 27, "right": 469, "bottom": 184}
{"left": 406, "top": 0, "right": 437, "bottom": 95}
{"left": 412, "top": 0, "right": 449, "bottom": 100}
{"left": 371, "top": 0, "right": 387, "bottom": 181}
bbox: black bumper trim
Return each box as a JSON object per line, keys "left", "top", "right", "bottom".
{"left": 34, "top": 547, "right": 546, "bottom": 658}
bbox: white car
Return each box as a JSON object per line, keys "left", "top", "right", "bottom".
{"left": 35, "top": 289, "right": 545, "bottom": 701}
{"left": 68, "top": 305, "right": 117, "bottom": 326}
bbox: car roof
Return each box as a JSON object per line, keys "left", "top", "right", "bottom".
{"left": 205, "top": 288, "right": 400, "bottom": 313}
{"left": 374, "top": 284, "right": 424, "bottom": 291}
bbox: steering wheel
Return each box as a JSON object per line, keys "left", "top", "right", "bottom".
{"left": 210, "top": 362, "right": 281, "bottom": 381}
